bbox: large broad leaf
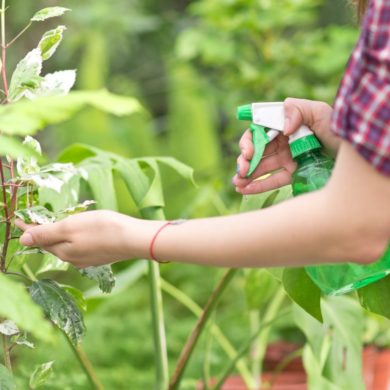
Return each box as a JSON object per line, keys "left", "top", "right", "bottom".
{"left": 30, "top": 280, "right": 86, "bottom": 345}
{"left": 0, "top": 364, "right": 16, "bottom": 390}
{"left": 358, "top": 275, "right": 390, "bottom": 319}
{"left": 294, "top": 297, "right": 364, "bottom": 390}
{"left": 283, "top": 267, "right": 323, "bottom": 322}
{"left": 31, "top": 7, "right": 71, "bottom": 22}
{"left": 29, "top": 361, "right": 54, "bottom": 389}
{"left": 79, "top": 266, "right": 115, "bottom": 293}
{"left": 38, "top": 26, "right": 66, "bottom": 61}
{"left": 244, "top": 269, "right": 278, "bottom": 310}
{"left": 0, "top": 90, "right": 141, "bottom": 136}
{"left": 0, "top": 273, "right": 53, "bottom": 341}
{"left": 82, "top": 158, "right": 118, "bottom": 210}
{"left": 8, "top": 49, "right": 42, "bottom": 102}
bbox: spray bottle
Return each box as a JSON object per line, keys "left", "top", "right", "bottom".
{"left": 237, "top": 102, "right": 390, "bottom": 295}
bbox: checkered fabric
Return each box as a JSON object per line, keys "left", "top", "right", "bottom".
{"left": 332, "top": 0, "right": 390, "bottom": 176}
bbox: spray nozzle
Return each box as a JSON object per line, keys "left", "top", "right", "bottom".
{"left": 237, "top": 102, "right": 320, "bottom": 177}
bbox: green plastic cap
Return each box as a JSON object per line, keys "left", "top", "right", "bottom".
{"left": 290, "top": 135, "right": 321, "bottom": 159}
{"left": 237, "top": 104, "right": 253, "bottom": 121}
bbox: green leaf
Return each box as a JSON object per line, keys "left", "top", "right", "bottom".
{"left": 79, "top": 266, "right": 115, "bottom": 293}
{"left": 283, "top": 268, "right": 323, "bottom": 322}
{"left": 38, "top": 26, "right": 66, "bottom": 61}
{"left": 0, "top": 273, "right": 53, "bottom": 341}
{"left": 15, "top": 206, "right": 55, "bottom": 225}
{"left": 358, "top": 275, "right": 390, "bottom": 319}
{"left": 0, "top": 135, "right": 41, "bottom": 160}
{"left": 62, "top": 286, "right": 87, "bottom": 313}
{"left": 29, "top": 361, "right": 54, "bottom": 389}
{"left": 0, "top": 364, "right": 16, "bottom": 390}
{"left": 83, "top": 159, "right": 118, "bottom": 210}
{"left": 31, "top": 7, "right": 71, "bottom": 22}
{"left": 8, "top": 49, "right": 42, "bottom": 102}
{"left": 244, "top": 269, "right": 278, "bottom": 310}
{"left": 36, "top": 254, "right": 69, "bottom": 275}
{"left": 30, "top": 280, "right": 86, "bottom": 345}
{"left": 0, "top": 90, "right": 142, "bottom": 136}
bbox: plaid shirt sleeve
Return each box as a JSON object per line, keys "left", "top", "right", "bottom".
{"left": 332, "top": 0, "right": 390, "bottom": 176}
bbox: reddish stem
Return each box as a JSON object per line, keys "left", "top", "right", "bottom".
{"left": 0, "top": 159, "right": 10, "bottom": 272}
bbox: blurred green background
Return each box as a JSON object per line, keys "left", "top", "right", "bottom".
{"left": 5, "top": 0, "right": 379, "bottom": 389}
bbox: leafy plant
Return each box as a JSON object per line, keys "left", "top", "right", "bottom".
{"left": 0, "top": 3, "right": 141, "bottom": 388}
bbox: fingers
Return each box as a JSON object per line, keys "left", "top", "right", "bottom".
{"left": 239, "top": 129, "right": 254, "bottom": 160}
{"left": 14, "top": 219, "right": 35, "bottom": 231}
{"left": 18, "top": 221, "right": 66, "bottom": 248}
{"left": 236, "top": 170, "right": 292, "bottom": 195}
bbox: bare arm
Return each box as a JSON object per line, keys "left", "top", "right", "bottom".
{"left": 153, "top": 141, "right": 389, "bottom": 267}
{"left": 16, "top": 141, "right": 390, "bottom": 268}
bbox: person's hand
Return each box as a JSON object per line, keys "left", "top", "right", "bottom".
{"left": 232, "top": 98, "right": 340, "bottom": 195}
{"left": 15, "top": 210, "right": 154, "bottom": 268}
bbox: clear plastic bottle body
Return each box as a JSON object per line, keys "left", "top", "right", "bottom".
{"left": 291, "top": 149, "right": 390, "bottom": 295}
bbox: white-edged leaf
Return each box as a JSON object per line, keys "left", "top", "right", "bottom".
{"left": 16, "top": 136, "right": 42, "bottom": 176}
{"left": 26, "top": 70, "right": 76, "bottom": 99}
{"left": 0, "top": 135, "right": 41, "bottom": 160}
{"left": 15, "top": 206, "right": 55, "bottom": 225}
{"left": 0, "top": 364, "right": 16, "bottom": 390}
{"left": 29, "top": 361, "right": 54, "bottom": 389}
{"left": 30, "top": 280, "right": 86, "bottom": 345}
{"left": 38, "top": 26, "right": 66, "bottom": 61}
{"left": 0, "top": 90, "right": 142, "bottom": 136}
{"left": 13, "top": 333, "right": 35, "bottom": 349}
{"left": 0, "top": 320, "right": 19, "bottom": 336}
{"left": 8, "top": 49, "right": 42, "bottom": 102}
{"left": 37, "top": 254, "right": 69, "bottom": 275}
{"left": 56, "top": 200, "right": 96, "bottom": 217}
{"left": 0, "top": 273, "right": 53, "bottom": 342}
{"left": 31, "top": 7, "right": 70, "bottom": 22}
{"left": 79, "top": 266, "right": 115, "bottom": 293}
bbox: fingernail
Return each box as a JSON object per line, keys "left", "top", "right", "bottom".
{"left": 20, "top": 233, "right": 34, "bottom": 246}
{"left": 284, "top": 117, "right": 290, "bottom": 135}
{"left": 236, "top": 164, "right": 240, "bottom": 175}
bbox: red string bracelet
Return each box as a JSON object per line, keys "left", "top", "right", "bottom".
{"left": 149, "top": 220, "right": 186, "bottom": 263}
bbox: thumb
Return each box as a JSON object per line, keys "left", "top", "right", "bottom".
{"left": 20, "top": 223, "right": 63, "bottom": 247}
{"left": 283, "top": 98, "right": 313, "bottom": 136}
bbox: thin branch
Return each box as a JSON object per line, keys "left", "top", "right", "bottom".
{"left": 65, "top": 336, "right": 104, "bottom": 390}
{"left": 168, "top": 269, "right": 237, "bottom": 390}
{"left": 6, "top": 21, "right": 31, "bottom": 48}
{"left": 1, "top": 0, "right": 8, "bottom": 100}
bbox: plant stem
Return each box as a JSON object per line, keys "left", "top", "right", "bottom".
{"left": 6, "top": 21, "right": 31, "bottom": 48}
{"left": 142, "top": 207, "right": 169, "bottom": 390}
{"left": 1, "top": 0, "right": 8, "bottom": 99}
{"left": 65, "top": 336, "right": 104, "bottom": 390}
{"left": 211, "top": 289, "right": 287, "bottom": 390}
{"left": 2, "top": 334, "right": 12, "bottom": 373}
{"left": 168, "top": 269, "right": 237, "bottom": 390}
{"left": 160, "top": 278, "right": 254, "bottom": 388}
{"left": 250, "top": 310, "right": 261, "bottom": 390}
{"left": 0, "top": 160, "right": 10, "bottom": 272}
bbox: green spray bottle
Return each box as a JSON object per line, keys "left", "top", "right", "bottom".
{"left": 237, "top": 102, "right": 390, "bottom": 295}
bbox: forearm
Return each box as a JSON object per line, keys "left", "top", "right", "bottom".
{"left": 132, "top": 142, "right": 389, "bottom": 268}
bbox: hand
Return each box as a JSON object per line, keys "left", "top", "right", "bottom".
{"left": 15, "top": 210, "right": 154, "bottom": 268}
{"left": 232, "top": 98, "right": 340, "bottom": 195}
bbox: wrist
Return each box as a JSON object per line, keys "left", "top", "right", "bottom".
{"left": 119, "top": 216, "right": 162, "bottom": 260}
